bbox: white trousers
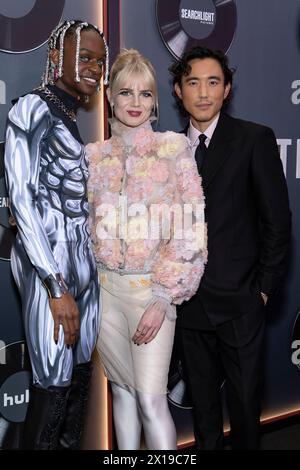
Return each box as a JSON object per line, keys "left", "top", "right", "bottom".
{"left": 96, "top": 270, "right": 177, "bottom": 449}
{"left": 97, "top": 270, "right": 175, "bottom": 395}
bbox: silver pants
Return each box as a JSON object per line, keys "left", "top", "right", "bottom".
{"left": 11, "top": 238, "right": 100, "bottom": 389}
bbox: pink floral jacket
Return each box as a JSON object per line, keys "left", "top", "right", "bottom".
{"left": 86, "top": 120, "right": 207, "bottom": 305}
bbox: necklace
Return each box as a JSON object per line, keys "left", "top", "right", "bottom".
{"left": 35, "top": 86, "right": 77, "bottom": 122}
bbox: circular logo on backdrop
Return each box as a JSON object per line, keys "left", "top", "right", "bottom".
{"left": 156, "top": 0, "right": 237, "bottom": 59}
{"left": 0, "top": 371, "right": 30, "bottom": 422}
{"left": 0, "top": 142, "right": 16, "bottom": 262}
{"left": 0, "top": 0, "right": 65, "bottom": 53}
{"left": 0, "top": 341, "right": 31, "bottom": 423}
{"left": 167, "top": 357, "right": 193, "bottom": 409}
{"left": 179, "top": 0, "right": 216, "bottom": 40}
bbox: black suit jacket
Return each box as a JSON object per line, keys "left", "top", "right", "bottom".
{"left": 177, "top": 112, "right": 291, "bottom": 328}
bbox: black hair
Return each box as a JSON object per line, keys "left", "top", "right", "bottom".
{"left": 169, "top": 46, "right": 235, "bottom": 114}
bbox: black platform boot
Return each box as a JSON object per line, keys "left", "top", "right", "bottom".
{"left": 58, "top": 361, "right": 93, "bottom": 449}
{"left": 23, "top": 384, "right": 70, "bottom": 450}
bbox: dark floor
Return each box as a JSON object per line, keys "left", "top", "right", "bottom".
{"left": 186, "top": 415, "right": 300, "bottom": 451}
{"left": 220, "top": 415, "right": 300, "bottom": 450}
{"left": 260, "top": 415, "right": 300, "bottom": 450}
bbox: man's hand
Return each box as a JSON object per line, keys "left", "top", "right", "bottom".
{"left": 132, "top": 298, "right": 167, "bottom": 345}
{"left": 49, "top": 292, "right": 80, "bottom": 347}
{"left": 261, "top": 292, "right": 268, "bottom": 306}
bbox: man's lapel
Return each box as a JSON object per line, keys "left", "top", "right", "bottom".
{"left": 201, "top": 113, "right": 237, "bottom": 190}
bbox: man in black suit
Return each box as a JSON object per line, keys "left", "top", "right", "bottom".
{"left": 169, "top": 47, "right": 291, "bottom": 450}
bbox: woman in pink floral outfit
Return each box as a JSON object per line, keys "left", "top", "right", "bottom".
{"left": 86, "top": 49, "right": 207, "bottom": 450}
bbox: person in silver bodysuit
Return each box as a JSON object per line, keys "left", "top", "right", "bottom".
{"left": 4, "top": 20, "right": 108, "bottom": 450}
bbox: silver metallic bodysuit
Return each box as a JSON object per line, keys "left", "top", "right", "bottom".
{"left": 4, "top": 88, "right": 100, "bottom": 388}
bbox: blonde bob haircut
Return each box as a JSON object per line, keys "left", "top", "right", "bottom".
{"left": 108, "top": 48, "right": 159, "bottom": 119}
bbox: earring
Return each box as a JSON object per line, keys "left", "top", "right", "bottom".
{"left": 84, "top": 95, "right": 90, "bottom": 104}
{"left": 54, "top": 65, "right": 59, "bottom": 82}
{"left": 49, "top": 61, "right": 58, "bottom": 84}
{"left": 150, "top": 104, "right": 159, "bottom": 122}
{"left": 96, "top": 84, "right": 101, "bottom": 93}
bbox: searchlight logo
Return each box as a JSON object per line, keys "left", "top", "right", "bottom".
{"left": 156, "top": 0, "right": 237, "bottom": 59}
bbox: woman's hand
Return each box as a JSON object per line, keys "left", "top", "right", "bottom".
{"left": 49, "top": 292, "right": 80, "bottom": 347}
{"left": 132, "top": 298, "right": 169, "bottom": 345}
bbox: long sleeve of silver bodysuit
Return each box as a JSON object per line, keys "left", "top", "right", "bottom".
{"left": 4, "top": 94, "right": 60, "bottom": 280}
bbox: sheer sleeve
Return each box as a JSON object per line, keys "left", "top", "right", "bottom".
{"left": 151, "top": 133, "right": 207, "bottom": 315}
{"left": 4, "top": 94, "right": 60, "bottom": 280}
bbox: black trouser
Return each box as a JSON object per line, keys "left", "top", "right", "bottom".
{"left": 180, "top": 305, "right": 265, "bottom": 450}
